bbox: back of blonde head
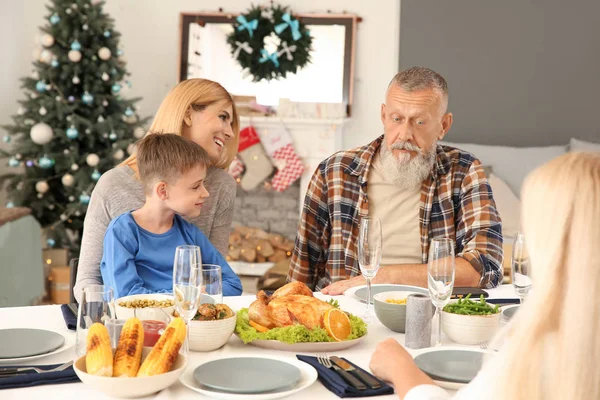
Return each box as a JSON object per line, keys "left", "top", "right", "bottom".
{"left": 122, "top": 79, "right": 239, "bottom": 169}
{"left": 493, "top": 152, "right": 600, "bottom": 399}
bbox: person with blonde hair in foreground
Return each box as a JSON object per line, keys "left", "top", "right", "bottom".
{"left": 369, "top": 151, "right": 600, "bottom": 400}
{"left": 74, "top": 79, "right": 240, "bottom": 302}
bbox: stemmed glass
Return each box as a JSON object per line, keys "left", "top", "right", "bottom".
{"left": 357, "top": 216, "right": 382, "bottom": 322}
{"left": 75, "top": 285, "right": 115, "bottom": 357}
{"left": 511, "top": 233, "right": 532, "bottom": 303}
{"left": 173, "top": 245, "right": 203, "bottom": 354}
{"left": 427, "top": 238, "right": 455, "bottom": 347}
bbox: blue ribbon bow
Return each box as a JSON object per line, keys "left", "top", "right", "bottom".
{"left": 274, "top": 13, "right": 302, "bottom": 41}
{"left": 236, "top": 15, "right": 258, "bottom": 38}
{"left": 259, "top": 49, "right": 280, "bottom": 68}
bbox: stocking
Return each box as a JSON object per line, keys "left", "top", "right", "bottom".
{"left": 237, "top": 126, "right": 273, "bottom": 191}
{"left": 256, "top": 126, "right": 305, "bottom": 192}
{"left": 228, "top": 156, "right": 245, "bottom": 181}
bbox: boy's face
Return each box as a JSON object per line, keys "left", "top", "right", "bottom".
{"left": 162, "top": 165, "right": 209, "bottom": 218}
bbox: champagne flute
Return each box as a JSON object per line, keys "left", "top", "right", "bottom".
{"left": 427, "top": 238, "right": 455, "bottom": 347}
{"left": 173, "top": 245, "right": 202, "bottom": 354}
{"left": 358, "top": 216, "right": 382, "bottom": 321}
{"left": 511, "top": 233, "right": 532, "bottom": 303}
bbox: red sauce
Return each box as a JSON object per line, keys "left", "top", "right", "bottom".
{"left": 142, "top": 320, "right": 167, "bottom": 347}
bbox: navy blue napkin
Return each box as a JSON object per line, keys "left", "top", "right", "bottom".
{"left": 60, "top": 304, "right": 77, "bottom": 330}
{"left": 297, "top": 355, "right": 394, "bottom": 398}
{"left": 0, "top": 363, "right": 79, "bottom": 389}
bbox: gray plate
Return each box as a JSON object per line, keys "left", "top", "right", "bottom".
{"left": 415, "top": 350, "right": 484, "bottom": 384}
{"left": 354, "top": 285, "right": 428, "bottom": 303}
{"left": 194, "top": 358, "right": 302, "bottom": 394}
{"left": 502, "top": 305, "right": 520, "bottom": 320}
{"left": 0, "top": 329, "right": 65, "bottom": 359}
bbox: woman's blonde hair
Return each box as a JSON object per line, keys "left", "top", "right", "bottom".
{"left": 121, "top": 79, "right": 240, "bottom": 169}
{"left": 493, "top": 151, "right": 600, "bottom": 399}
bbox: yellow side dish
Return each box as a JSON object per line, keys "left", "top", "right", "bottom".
{"left": 385, "top": 298, "right": 407, "bottom": 305}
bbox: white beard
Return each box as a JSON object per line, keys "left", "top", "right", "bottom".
{"left": 379, "top": 139, "right": 437, "bottom": 189}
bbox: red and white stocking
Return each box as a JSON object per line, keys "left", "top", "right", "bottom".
{"left": 237, "top": 126, "right": 273, "bottom": 191}
{"left": 256, "top": 126, "right": 305, "bottom": 192}
{"left": 227, "top": 156, "right": 245, "bottom": 180}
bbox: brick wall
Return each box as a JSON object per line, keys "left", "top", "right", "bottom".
{"left": 232, "top": 181, "right": 300, "bottom": 240}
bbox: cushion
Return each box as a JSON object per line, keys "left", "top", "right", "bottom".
{"left": 441, "top": 141, "right": 568, "bottom": 197}
{"left": 488, "top": 173, "right": 521, "bottom": 239}
{"left": 570, "top": 138, "right": 600, "bottom": 152}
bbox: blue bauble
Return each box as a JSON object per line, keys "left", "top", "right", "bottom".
{"left": 91, "top": 169, "right": 102, "bottom": 181}
{"left": 2, "top": 135, "right": 10, "bottom": 143}
{"left": 8, "top": 158, "right": 19, "bottom": 167}
{"left": 124, "top": 107, "right": 133, "bottom": 116}
{"left": 109, "top": 132, "right": 117, "bottom": 141}
{"left": 79, "top": 194, "right": 91, "bottom": 204}
{"left": 6, "top": 202, "right": 14, "bottom": 208}
{"left": 116, "top": 49, "right": 124, "bottom": 56}
{"left": 51, "top": 59, "right": 59, "bottom": 67}
{"left": 47, "top": 238, "right": 56, "bottom": 247}
{"left": 35, "top": 80, "right": 46, "bottom": 92}
{"left": 82, "top": 91, "right": 94, "bottom": 105}
{"left": 66, "top": 126, "right": 79, "bottom": 139}
{"left": 70, "top": 40, "right": 81, "bottom": 51}
{"left": 103, "top": 30, "right": 111, "bottom": 38}
{"left": 111, "top": 84, "right": 121, "bottom": 93}
{"left": 38, "top": 156, "right": 54, "bottom": 169}
{"left": 50, "top": 13, "right": 60, "bottom": 24}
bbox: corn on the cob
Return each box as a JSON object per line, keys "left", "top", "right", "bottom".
{"left": 137, "top": 317, "right": 186, "bottom": 377}
{"left": 86, "top": 322, "right": 113, "bottom": 377}
{"left": 113, "top": 317, "right": 144, "bottom": 377}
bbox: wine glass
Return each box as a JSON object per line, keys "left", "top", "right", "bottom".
{"left": 173, "top": 245, "right": 202, "bottom": 354}
{"left": 511, "top": 233, "right": 532, "bottom": 303}
{"left": 427, "top": 238, "right": 455, "bottom": 347}
{"left": 200, "top": 264, "right": 223, "bottom": 304}
{"left": 358, "top": 216, "right": 382, "bottom": 321}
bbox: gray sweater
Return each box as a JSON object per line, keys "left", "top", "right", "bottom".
{"left": 73, "top": 165, "right": 236, "bottom": 302}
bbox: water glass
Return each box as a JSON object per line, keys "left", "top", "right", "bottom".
{"left": 358, "top": 216, "right": 382, "bottom": 321}
{"left": 173, "top": 245, "right": 203, "bottom": 354}
{"left": 200, "top": 264, "right": 223, "bottom": 304}
{"left": 427, "top": 238, "right": 455, "bottom": 347}
{"left": 75, "top": 285, "right": 115, "bottom": 357}
{"left": 511, "top": 233, "right": 532, "bottom": 303}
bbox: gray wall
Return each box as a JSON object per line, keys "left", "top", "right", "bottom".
{"left": 399, "top": 0, "right": 600, "bottom": 147}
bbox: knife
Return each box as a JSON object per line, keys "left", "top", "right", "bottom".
{"left": 330, "top": 356, "right": 382, "bottom": 389}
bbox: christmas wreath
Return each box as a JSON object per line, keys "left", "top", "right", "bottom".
{"left": 226, "top": 3, "right": 312, "bottom": 82}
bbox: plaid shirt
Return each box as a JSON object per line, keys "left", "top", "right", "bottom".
{"left": 287, "top": 135, "right": 504, "bottom": 290}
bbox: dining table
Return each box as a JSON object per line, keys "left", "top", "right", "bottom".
{"left": 0, "top": 284, "right": 518, "bottom": 399}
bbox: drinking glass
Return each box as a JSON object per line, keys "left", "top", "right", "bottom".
{"left": 75, "top": 285, "right": 115, "bottom": 357}
{"left": 173, "top": 245, "right": 203, "bottom": 354}
{"left": 427, "top": 238, "right": 455, "bottom": 347}
{"left": 511, "top": 233, "right": 532, "bottom": 303}
{"left": 357, "top": 216, "right": 382, "bottom": 321}
{"left": 200, "top": 264, "right": 223, "bottom": 304}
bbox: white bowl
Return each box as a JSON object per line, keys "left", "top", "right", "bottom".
{"left": 73, "top": 347, "right": 187, "bottom": 398}
{"left": 441, "top": 310, "right": 501, "bottom": 345}
{"left": 188, "top": 312, "right": 236, "bottom": 352}
{"left": 373, "top": 291, "right": 423, "bottom": 333}
{"left": 114, "top": 294, "right": 175, "bottom": 322}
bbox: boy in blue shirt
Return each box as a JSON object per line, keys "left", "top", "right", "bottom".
{"left": 100, "top": 133, "right": 242, "bottom": 298}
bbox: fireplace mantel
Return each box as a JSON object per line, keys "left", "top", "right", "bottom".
{"left": 239, "top": 116, "right": 349, "bottom": 213}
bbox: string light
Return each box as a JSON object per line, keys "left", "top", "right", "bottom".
{"left": 46, "top": 259, "right": 52, "bottom": 265}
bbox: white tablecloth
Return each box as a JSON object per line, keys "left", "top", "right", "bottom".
{"left": 1, "top": 285, "right": 517, "bottom": 399}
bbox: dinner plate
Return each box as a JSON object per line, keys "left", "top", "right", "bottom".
{"left": 346, "top": 284, "right": 428, "bottom": 303}
{"left": 241, "top": 333, "right": 366, "bottom": 352}
{"left": 0, "top": 331, "right": 74, "bottom": 365}
{"left": 0, "top": 329, "right": 65, "bottom": 359}
{"left": 194, "top": 358, "right": 301, "bottom": 394}
{"left": 414, "top": 348, "right": 492, "bottom": 384}
{"left": 180, "top": 356, "right": 318, "bottom": 399}
{"left": 501, "top": 305, "right": 520, "bottom": 321}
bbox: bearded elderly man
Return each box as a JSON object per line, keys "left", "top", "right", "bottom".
{"left": 287, "top": 67, "right": 503, "bottom": 295}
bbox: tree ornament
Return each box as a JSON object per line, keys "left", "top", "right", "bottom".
{"left": 79, "top": 194, "right": 91, "bottom": 204}
{"left": 72, "top": 75, "right": 80, "bottom": 84}
{"left": 50, "top": 13, "right": 60, "bottom": 24}
{"left": 65, "top": 8, "right": 72, "bottom": 15}
{"left": 98, "top": 47, "right": 112, "bottom": 60}
{"left": 24, "top": 118, "right": 35, "bottom": 125}
{"left": 35, "top": 80, "right": 46, "bottom": 92}
{"left": 6, "top": 202, "right": 15, "bottom": 208}
{"left": 60, "top": 214, "right": 67, "bottom": 221}
{"left": 124, "top": 107, "right": 134, "bottom": 116}
{"left": 66, "top": 125, "right": 79, "bottom": 139}
{"left": 68, "top": 196, "right": 75, "bottom": 202}
{"left": 61, "top": 173, "right": 75, "bottom": 186}
{"left": 113, "top": 149, "right": 124, "bottom": 160}
{"left": 38, "top": 155, "right": 55, "bottom": 169}
{"left": 103, "top": 30, "right": 111, "bottom": 38}
{"left": 68, "top": 50, "right": 82, "bottom": 62}
{"left": 63, "top": 149, "right": 70, "bottom": 155}
{"left": 51, "top": 59, "right": 59, "bottom": 68}
{"left": 101, "top": 72, "right": 110, "bottom": 81}
{"left": 55, "top": 95, "right": 61, "bottom": 101}
{"left": 116, "top": 49, "right": 124, "bottom": 56}
{"left": 39, "top": 106, "right": 47, "bottom": 116}
{"left": 70, "top": 40, "right": 81, "bottom": 51}
{"left": 40, "top": 33, "right": 54, "bottom": 47}
{"left": 48, "top": 204, "right": 55, "bottom": 210}
{"left": 109, "top": 131, "right": 117, "bottom": 140}
{"left": 82, "top": 24, "right": 88, "bottom": 30}
{"left": 37, "top": 193, "right": 44, "bottom": 199}
{"left": 102, "top": 99, "right": 109, "bottom": 107}
{"left": 3, "top": 135, "right": 10, "bottom": 143}
{"left": 30, "top": 122, "right": 54, "bottom": 145}
{"left": 111, "top": 83, "right": 121, "bottom": 93}
{"left": 35, "top": 180, "right": 49, "bottom": 193}
{"left": 133, "top": 127, "right": 145, "bottom": 139}
{"left": 127, "top": 143, "right": 136, "bottom": 154}
{"left": 17, "top": 107, "right": 25, "bottom": 115}
{"left": 85, "top": 128, "right": 91, "bottom": 134}
{"left": 91, "top": 169, "right": 101, "bottom": 181}
{"left": 75, "top": 211, "right": 81, "bottom": 217}
{"left": 71, "top": 163, "right": 79, "bottom": 171}
{"left": 81, "top": 91, "right": 94, "bottom": 105}
{"left": 15, "top": 153, "right": 22, "bottom": 160}
{"left": 86, "top": 153, "right": 100, "bottom": 167}
{"left": 97, "top": 115, "right": 105, "bottom": 122}
{"left": 8, "top": 158, "right": 20, "bottom": 167}
{"left": 68, "top": 95, "right": 75, "bottom": 102}
{"left": 47, "top": 238, "right": 56, "bottom": 247}
{"left": 26, "top": 160, "right": 34, "bottom": 167}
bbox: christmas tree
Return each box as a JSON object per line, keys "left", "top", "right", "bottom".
{"left": 1, "top": 0, "right": 148, "bottom": 253}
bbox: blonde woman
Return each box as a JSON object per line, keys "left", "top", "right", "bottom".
{"left": 369, "top": 151, "right": 600, "bottom": 400}
{"left": 74, "top": 79, "right": 240, "bottom": 302}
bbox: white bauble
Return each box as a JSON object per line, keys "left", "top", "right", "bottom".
{"left": 68, "top": 50, "right": 82, "bottom": 63}
{"left": 35, "top": 180, "right": 49, "bottom": 193}
{"left": 86, "top": 153, "right": 100, "bottom": 167}
{"left": 127, "top": 143, "right": 136, "bottom": 155}
{"left": 98, "top": 47, "right": 111, "bottom": 60}
{"left": 17, "top": 107, "right": 25, "bottom": 115}
{"left": 113, "top": 149, "right": 125, "bottom": 160}
{"left": 133, "top": 127, "right": 145, "bottom": 139}
{"left": 101, "top": 72, "right": 109, "bottom": 81}
{"left": 40, "top": 34, "right": 55, "bottom": 47}
{"left": 72, "top": 75, "right": 80, "bottom": 84}
{"left": 39, "top": 50, "right": 52, "bottom": 64}
{"left": 60, "top": 214, "right": 67, "bottom": 221}
{"left": 39, "top": 106, "right": 47, "bottom": 116}
{"left": 71, "top": 163, "right": 79, "bottom": 171}
{"left": 61, "top": 173, "right": 75, "bottom": 187}
{"left": 30, "top": 122, "right": 54, "bottom": 145}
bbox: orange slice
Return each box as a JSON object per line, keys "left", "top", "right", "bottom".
{"left": 323, "top": 309, "right": 352, "bottom": 341}
{"left": 249, "top": 320, "right": 270, "bottom": 333}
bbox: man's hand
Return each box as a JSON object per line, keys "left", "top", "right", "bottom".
{"left": 321, "top": 275, "right": 366, "bottom": 295}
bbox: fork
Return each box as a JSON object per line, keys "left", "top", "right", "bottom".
{"left": 316, "top": 354, "right": 366, "bottom": 390}
{"left": 0, "top": 360, "right": 73, "bottom": 377}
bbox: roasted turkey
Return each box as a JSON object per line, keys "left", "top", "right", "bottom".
{"left": 248, "top": 282, "right": 334, "bottom": 329}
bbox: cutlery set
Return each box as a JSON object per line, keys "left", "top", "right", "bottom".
{"left": 0, "top": 360, "right": 73, "bottom": 378}
{"left": 316, "top": 353, "right": 381, "bottom": 390}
